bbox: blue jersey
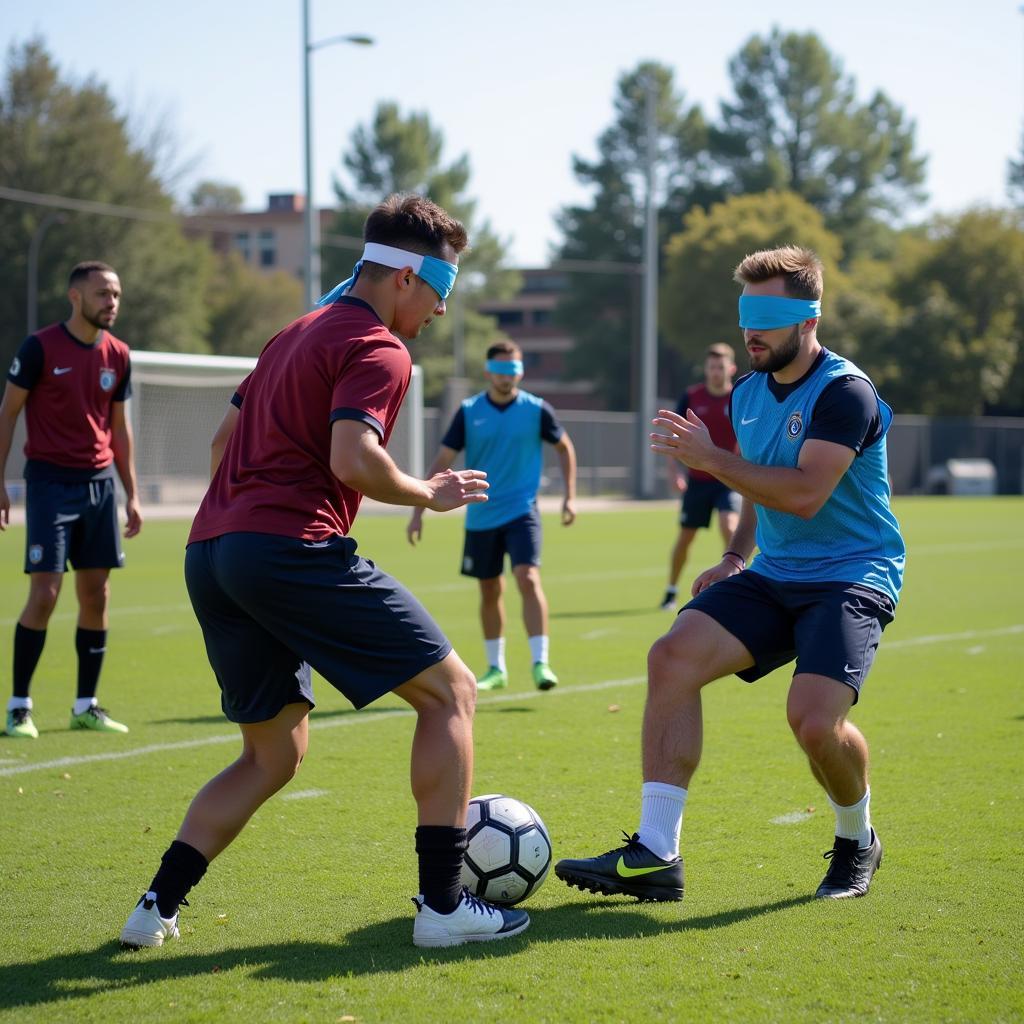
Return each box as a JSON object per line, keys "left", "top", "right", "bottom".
{"left": 443, "top": 390, "right": 563, "bottom": 530}
{"left": 731, "top": 350, "right": 905, "bottom": 603}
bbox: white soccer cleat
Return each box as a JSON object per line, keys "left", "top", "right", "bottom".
{"left": 412, "top": 888, "right": 529, "bottom": 948}
{"left": 120, "top": 892, "right": 180, "bottom": 948}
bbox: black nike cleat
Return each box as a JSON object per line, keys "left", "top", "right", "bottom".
{"left": 815, "top": 829, "right": 883, "bottom": 899}
{"left": 555, "top": 831, "right": 684, "bottom": 902}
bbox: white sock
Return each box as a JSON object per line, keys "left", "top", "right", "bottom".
{"left": 637, "top": 781, "right": 687, "bottom": 861}
{"left": 73, "top": 697, "right": 98, "bottom": 716}
{"left": 8, "top": 696, "right": 32, "bottom": 711}
{"left": 829, "top": 787, "right": 872, "bottom": 848}
{"left": 484, "top": 637, "right": 506, "bottom": 673}
{"left": 528, "top": 635, "right": 549, "bottom": 665}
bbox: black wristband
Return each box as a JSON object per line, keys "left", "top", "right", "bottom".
{"left": 722, "top": 550, "right": 746, "bottom": 569}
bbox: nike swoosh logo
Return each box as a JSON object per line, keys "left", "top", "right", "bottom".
{"left": 53, "top": 367, "right": 73, "bottom": 375}
{"left": 741, "top": 416, "right": 758, "bottom": 425}
{"left": 616, "top": 857, "right": 668, "bottom": 878}
{"left": 843, "top": 663, "right": 859, "bottom": 675}
{"left": 53, "top": 513, "right": 81, "bottom": 525}
{"left": 88, "top": 647, "right": 106, "bottom": 655}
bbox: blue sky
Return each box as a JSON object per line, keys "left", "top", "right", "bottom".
{"left": 4, "top": 1, "right": 1021, "bottom": 265}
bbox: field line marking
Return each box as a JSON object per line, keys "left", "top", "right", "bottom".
{"left": 2, "top": 624, "right": 1021, "bottom": 779}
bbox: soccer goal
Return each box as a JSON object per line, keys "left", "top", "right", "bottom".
{"left": 127, "top": 351, "right": 423, "bottom": 508}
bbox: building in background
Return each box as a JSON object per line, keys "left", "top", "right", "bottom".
{"left": 477, "top": 268, "right": 601, "bottom": 410}
{"left": 184, "top": 193, "right": 348, "bottom": 283}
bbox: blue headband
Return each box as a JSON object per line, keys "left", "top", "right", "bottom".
{"left": 486, "top": 358, "right": 523, "bottom": 375}
{"left": 317, "top": 242, "right": 459, "bottom": 307}
{"left": 738, "top": 295, "right": 821, "bottom": 330}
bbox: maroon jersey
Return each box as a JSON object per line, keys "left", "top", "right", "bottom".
{"left": 189, "top": 297, "right": 412, "bottom": 544}
{"left": 7, "top": 322, "right": 131, "bottom": 478}
{"left": 676, "top": 383, "right": 737, "bottom": 483}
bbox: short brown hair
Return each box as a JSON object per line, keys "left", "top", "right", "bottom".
{"left": 706, "top": 343, "right": 735, "bottom": 362}
{"left": 69, "top": 261, "right": 117, "bottom": 288}
{"left": 733, "top": 246, "right": 823, "bottom": 300}
{"left": 364, "top": 193, "right": 468, "bottom": 259}
{"left": 486, "top": 339, "right": 521, "bottom": 361}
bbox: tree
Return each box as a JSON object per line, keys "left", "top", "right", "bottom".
{"left": 1008, "top": 130, "right": 1024, "bottom": 208}
{"left": 711, "top": 29, "right": 927, "bottom": 253}
{"left": 0, "top": 39, "right": 210, "bottom": 366}
{"left": 864, "top": 209, "right": 1024, "bottom": 415}
{"left": 555, "top": 61, "right": 714, "bottom": 409}
{"left": 322, "top": 101, "right": 519, "bottom": 402}
{"left": 189, "top": 180, "right": 244, "bottom": 213}
{"left": 660, "top": 190, "right": 845, "bottom": 376}
{"left": 204, "top": 253, "right": 302, "bottom": 356}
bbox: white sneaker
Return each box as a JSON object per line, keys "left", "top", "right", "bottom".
{"left": 120, "top": 892, "right": 180, "bottom": 948}
{"left": 412, "top": 888, "right": 529, "bottom": 948}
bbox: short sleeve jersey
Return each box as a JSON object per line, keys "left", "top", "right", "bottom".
{"left": 441, "top": 390, "right": 564, "bottom": 530}
{"left": 188, "top": 297, "right": 412, "bottom": 544}
{"left": 676, "top": 383, "right": 736, "bottom": 483}
{"left": 6, "top": 322, "right": 132, "bottom": 480}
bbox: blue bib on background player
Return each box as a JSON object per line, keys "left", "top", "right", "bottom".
{"left": 731, "top": 351, "right": 905, "bottom": 603}
{"left": 462, "top": 391, "right": 545, "bottom": 530}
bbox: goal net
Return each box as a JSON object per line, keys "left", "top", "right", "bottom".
{"left": 4, "top": 351, "right": 424, "bottom": 512}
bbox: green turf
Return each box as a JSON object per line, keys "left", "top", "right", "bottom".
{"left": 0, "top": 498, "right": 1021, "bottom": 1023}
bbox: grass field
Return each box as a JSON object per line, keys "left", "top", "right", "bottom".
{"left": 0, "top": 498, "right": 1021, "bottom": 1023}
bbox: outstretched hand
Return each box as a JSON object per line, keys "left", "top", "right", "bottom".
{"left": 650, "top": 408, "right": 716, "bottom": 471}
{"left": 425, "top": 469, "right": 489, "bottom": 513}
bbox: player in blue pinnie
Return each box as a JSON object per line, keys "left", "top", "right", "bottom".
{"left": 407, "top": 339, "right": 576, "bottom": 692}
{"left": 557, "top": 246, "right": 904, "bottom": 903}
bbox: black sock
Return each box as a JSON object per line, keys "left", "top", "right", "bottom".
{"left": 148, "top": 840, "right": 209, "bottom": 918}
{"left": 415, "top": 825, "right": 468, "bottom": 915}
{"left": 75, "top": 628, "right": 106, "bottom": 700}
{"left": 13, "top": 624, "right": 46, "bottom": 700}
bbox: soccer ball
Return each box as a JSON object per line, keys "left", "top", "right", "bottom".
{"left": 461, "top": 794, "right": 552, "bottom": 906}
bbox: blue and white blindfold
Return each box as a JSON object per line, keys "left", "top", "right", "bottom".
{"left": 486, "top": 359, "right": 523, "bottom": 376}
{"left": 317, "top": 242, "right": 459, "bottom": 307}
{"left": 738, "top": 295, "right": 821, "bottom": 330}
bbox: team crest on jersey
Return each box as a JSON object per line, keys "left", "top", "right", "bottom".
{"left": 786, "top": 411, "right": 804, "bottom": 440}
{"left": 29, "top": 545, "right": 43, "bottom": 564}
{"left": 99, "top": 368, "right": 116, "bottom": 391}
{"left": 10, "top": 357, "right": 20, "bottom": 377}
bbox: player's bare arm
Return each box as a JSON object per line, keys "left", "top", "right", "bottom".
{"left": 691, "top": 498, "right": 757, "bottom": 597}
{"left": 407, "top": 445, "right": 459, "bottom": 545}
{"left": 111, "top": 400, "right": 143, "bottom": 538}
{"left": 331, "top": 420, "right": 487, "bottom": 511}
{"left": 209, "top": 405, "right": 240, "bottom": 479}
{"left": 651, "top": 408, "right": 854, "bottom": 519}
{"left": 554, "top": 433, "right": 577, "bottom": 526}
{"left": 0, "top": 382, "right": 30, "bottom": 531}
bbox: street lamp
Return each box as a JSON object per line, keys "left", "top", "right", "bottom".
{"left": 27, "top": 211, "right": 67, "bottom": 335}
{"left": 302, "top": 0, "right": 373, "bottom": 310}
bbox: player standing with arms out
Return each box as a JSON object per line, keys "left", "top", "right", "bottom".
{"left": 557, "top": 246, "right": 904, "bottom": 902}
{"left": 0, "top": 261, "right": 141, "bottom": 738}
{"left": 659, "top": 343, "right": 741, "bottom": 611}
{"left": 407, "top": 340, "right": 576, "bottom": 692}
{"left": 120, "top": 194, "right": 529, "bottom": 951}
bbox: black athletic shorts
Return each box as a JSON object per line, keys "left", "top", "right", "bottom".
{"left": 24, "top": 477, "right": 124, "bottom": 574}
{"left": 460, "top": 506, "right": 542, "bottom": 579}
{"left": 684, "top": 570, "right": 895, "bottom": 701}
{"left": 185, "top": 532, "right": 453, "bottom": 723}
{"left": 680, "top": 478, "right": 741, "bottom": 529}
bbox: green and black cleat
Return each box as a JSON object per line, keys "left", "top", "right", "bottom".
{"left": 555, "top": 831, "right": 684, "bottom": 902}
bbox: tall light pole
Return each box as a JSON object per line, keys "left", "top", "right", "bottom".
{"left": 636, "top": 74, "right": 659, "bottom": 499}
{"left": 27, "top": 211, "right": 67, "bottom": 336}
{"left": 302, "top": 0, "right": 373, "bottom": 310}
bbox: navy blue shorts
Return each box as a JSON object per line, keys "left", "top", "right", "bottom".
{"left": 460, "top": 507, "right": 542, "bottom": 579}
{"left": 684, "top": 571, "right": 895, "bottom": 701}
{"left": 184, "top": 532, "right": 453, "bottom": 723}
{"left": 24, "top": 477, "right": 124, "bottom": 574}
{"left": 680, "top": 478, "right": 741, "bottom": 529}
